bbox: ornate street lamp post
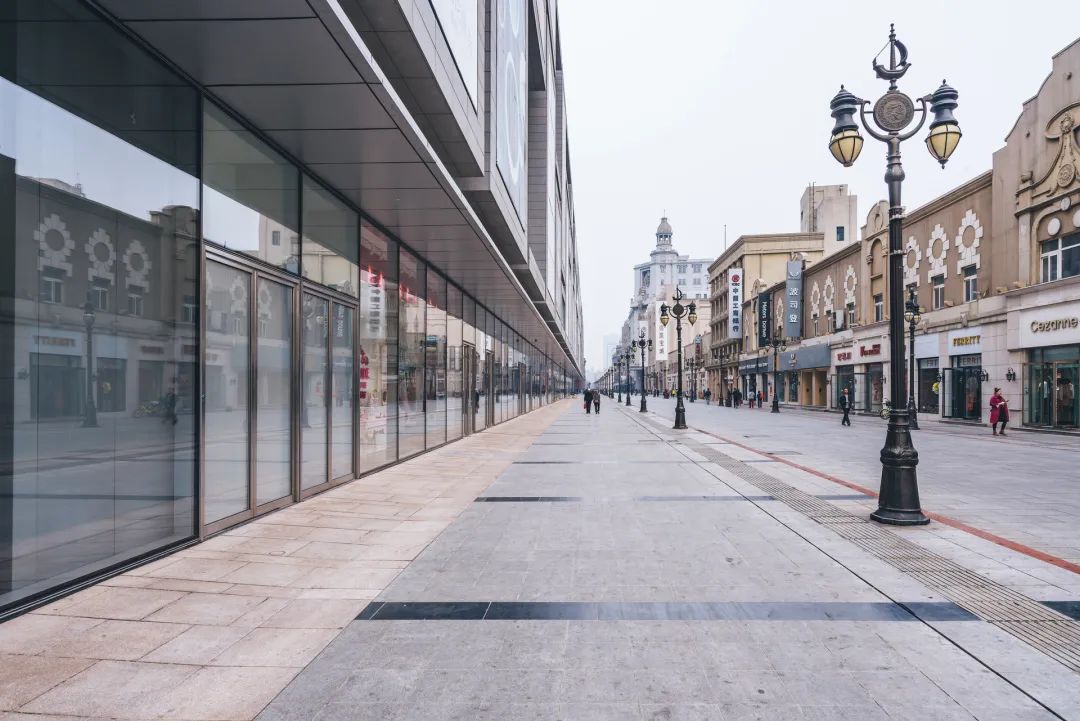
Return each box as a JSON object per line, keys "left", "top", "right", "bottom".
{"left": 768, "top": 335, "right": 787, "bottom": 414}
{"left": 633, "top": 329, "right": 652, "bottom": 413}
{"left": 659, "top": 287, "right": 697, "bottom": 430}
{"left": 904, "top": 285, "right": 922, "bottom": 431}
{"left": 828, "top": 24, "right": 960, "bottom": 525}
{"left": 82, "top": 293, "right": 98, "bottom": 428}
{"left": 624, "top": 347, "right": 633, "bottom": 406}
{"left": 615, "top": 349, "right": 623, "bottom": 403}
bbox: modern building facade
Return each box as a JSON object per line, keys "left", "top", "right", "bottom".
{"left": 737, "top": 36, "right": 1080, "bottom": 429}
{"left": 1, "top": 0, "right": 584, "bottom": 618}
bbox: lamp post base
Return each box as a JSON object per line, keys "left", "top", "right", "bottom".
{"left": 907, "top": 399, "right": 920, "bottom": 430}
{"left": 639, "top": 397, "right": 647, "bottom": 413}
{"left": 674, "top": 404, "right": 687, "bottom": 429}
{"left": 872, "top": 409, "right": 929, "bottom": 526}
{"left": 771, "top": 398, "right": 779, "bottom": 413}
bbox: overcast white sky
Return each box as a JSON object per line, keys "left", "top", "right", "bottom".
{"left": 559, "top": 1, "right": 1080, "bottom": 376}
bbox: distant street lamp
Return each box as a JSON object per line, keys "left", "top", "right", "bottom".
{"left": 624, "top": 347, "right": 633, "bottom": 407}
{"left": 904, "top": 285, "right": 921, "bottom": 431}
{"left": 659, "top": 287, "right": 697, "bottom": 430}
{"left": 615, "top": 349, "right": 623, "bottom": 404}
{"left": 82, "top": 293, "right": 98, "bottom": 428}
{"left": 827, "top": 24, "right": 960, "bottom": 525}
{"left": 767, "top": 334, "right": 787, "bottom": 414}
{"left": 632, "top": 329, "right": 652, "bottom": 413}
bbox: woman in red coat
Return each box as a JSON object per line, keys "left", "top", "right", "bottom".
{"left": 989, "top": 387, "right": 1009, "bottom": 436}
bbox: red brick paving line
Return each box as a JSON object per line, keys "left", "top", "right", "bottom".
{"left": 698, "top": 428, "right": 1080, "bottom": 577}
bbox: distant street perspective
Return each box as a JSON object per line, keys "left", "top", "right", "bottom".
{"left": 3, "top": 1, "right": 1080, "bottom": 720}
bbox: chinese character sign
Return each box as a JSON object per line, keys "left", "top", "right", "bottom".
{"left": 727, "top": 268, "right": 743, "bottom": 340}
{"left": 757, "top": 292, "right": 771, "bottom": 346}
{"left": 784, "top": 260, "right": 803, "bottom": 340}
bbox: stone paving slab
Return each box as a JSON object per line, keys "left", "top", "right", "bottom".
{"left": 261, "top": 404, "right": 1079, "bottom": 721}
{"left": 0, "top": 400, "right": 571, "bottom": 720}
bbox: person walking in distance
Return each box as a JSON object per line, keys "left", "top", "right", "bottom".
{"left": 593, "top": 390, "right": 601, "bottom": 414}
{"left": 583, "top": 387, "right": 592, "bottom": 414}
{"left": 704, "top": 388, "right": 712, "bottom": 405}
{"left": 839, "top": 388, "right": 852, "bottom": 426}
{"left": 733, "top": 387, "right": 742, "bottom": 408}
{"left": 990, "top": 387, "right": 1009, "bottom": 436}
{"left": 748, "top": 391, "right": 755, "bottom": 409}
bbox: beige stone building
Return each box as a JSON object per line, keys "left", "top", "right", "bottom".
{"left": 736, "top": 37, "right": 1080, "bottom": 430}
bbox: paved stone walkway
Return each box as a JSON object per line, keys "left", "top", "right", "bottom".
{"left": 643, "top": 396, "right": 1080, "bottom": 569}
{"left": 258, "top": 402, "right": 1080, "bottom": 721}
{"left": 0, "top": 401, "right": 569, "bottom": 721}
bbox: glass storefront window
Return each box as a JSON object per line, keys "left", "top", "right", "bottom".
{"left": 203, "top": 103, "right": 300, "bottom": 273}
{"left": 917, "top": 357, "right": 940, "bottom": 414}
{"left": 475, "top": 305, "right": 489, "bottom": 432}
{"left": 447, "top": 285, "right": 464, "bottom": 442}
{"left": 331, "top": 303, "right": 355, "bottom": 479}
{"left": 425, "top": 270, "right": 447, "bottom": 448}
{"left": 942, "top": 355, "right": 982, "bottom": 421}
{"left": 302, "top": 178, "right": 359, "bottom": 296}
{"left": 398, "top": 249, "right": 426, "bottom": 458}
{"left": 301, "top": 293, "right": 329, "bottom": 489}
{"left": 358, "top": 224, "right": 398, "bottom": 473}
{"left": 2, "top": 1, "right": 198, "bottom": 612}
{"left": 864, "top": 363, "right": 884, "bottom": 415}
{"left": 256, "top": 278, "right": 293, "bottom": 505}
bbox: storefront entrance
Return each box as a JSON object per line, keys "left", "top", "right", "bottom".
{"left": 204, "top": 253, "right": 359, "bottom": 534}
{"left": 1025, "top": 345, "right": 1079, "bottom": 428}
{"left": 942, "top": 354, "right": 983, "bottom": 421}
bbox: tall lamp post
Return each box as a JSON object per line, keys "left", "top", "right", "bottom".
{"left": 828, "top": 25, "right": 960, "bottom": 525}
{"left": 615, "top": 350, "right": 623, "bottom": 403}
{"left": 82, "top": 293, "right": 98, "bottom": 428}
{"left": 904, "top": 286, "right": 922, "bottom": 431}
{"left": 633, "top": 329, "right": 651, "bottom": 413}
{"left": 624, "top": 347, "right": 633, "bottom": 406}
{"left": 767, "top": 335, "right": 786, "bottom": 414}
{"left": 659, "top": 287, "right": 697, "bottom": 430}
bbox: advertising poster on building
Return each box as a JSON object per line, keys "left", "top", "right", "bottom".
{"left": 429, "top": 0, "right": 479, "bottom": 106}
{"left": 785, "top": 260, "right": 803, "bottom": 340}
{"left": 727, "top": 268, "right": 743, "bottom": 340}
{"left": 496, "top": 0, "right": 528, "bottom": 221}
{"left": 758, "top": 292, "right": 771, "bottom": 345}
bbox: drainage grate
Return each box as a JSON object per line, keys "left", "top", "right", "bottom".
{"left": 666, "top": 427, "right": 1080, "bottom": 674}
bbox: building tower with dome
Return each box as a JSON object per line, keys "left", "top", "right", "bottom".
{"left": 617, "top": 216, "right": 713, "bottom": 392}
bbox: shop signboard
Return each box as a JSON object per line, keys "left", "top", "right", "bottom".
{"left": 727, "top": 268, "right": 743, "bottom": 340}
{"left": 757, "top": 292, "right": 771, "bottom": 345}
{"left": 784, "top": 260, "right": 803, "bottom": 340}
{"left": 1018, "top": 301, "right": 1080, "bottom": 348}
{"left": 947, "top": 327, "right": 983, "bottom": 355}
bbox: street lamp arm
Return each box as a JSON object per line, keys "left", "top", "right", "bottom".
{"left": 857, "top": 100, "right": 892, "bottom": 143}
{"left": 896, "top": 96, "right": 931, "bottom": 143}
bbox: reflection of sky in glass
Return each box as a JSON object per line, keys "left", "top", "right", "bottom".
{"left": 202, "top": 184, "right": 261, "bottom": 250}
{"left": 0, "top": 78, "right": 197, "bottom": 219}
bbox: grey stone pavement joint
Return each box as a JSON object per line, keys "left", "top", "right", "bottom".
{"left": 259, "top": 404, "right": 1080, "bottom": 721}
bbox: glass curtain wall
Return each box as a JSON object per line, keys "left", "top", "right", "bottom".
{"left": 331, "top": 303, "right": 354, "bottom": 479}
{"left": 425, "top": 270, "right": 446, "bottom": 449}
{"left": 447, "top": 285, "right": 464, "bottom": 442}
{"left": 358, "top": 224, "right": 398, "bottom": 472}
{"left": 2, "top": 1, "right": 198, "bottom": 612}
{"left": 300, "top": 294, "right": 330, "bottom": 488}
{"left": 398, "top": 249, "right": 426, "bottom": 458}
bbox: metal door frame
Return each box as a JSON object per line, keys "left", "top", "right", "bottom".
{"left": 202, "top": 250, "right": 299, "bottom": 537}
{"left": 462, "top": 343, "right": 476, "bottom": 436}
{"left": 299, "top": 284, "right": 360, "bottom": 500}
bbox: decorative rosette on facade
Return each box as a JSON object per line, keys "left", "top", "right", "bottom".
{"left": 955, "top": 209, "right": 983, "bottom": 273}
{"left": 823, "top": 275, "right": 836, "bottom": 317}
{"left": 35, "top": 213, "right": 74, "bottom": 275}
{"left": 926, "top": 223, "right": 950, "bottom": 281}
{"left": 123, "top": 239, "right": 152, "bottom": 289}
{"left": 843, "top": 265, "right": 858, "bottom": 307}
{"left": 810, "top": 281, "right": 822, "bottom": 319}
{"left": 903, "top": 235, "right": 922, "bottom": 287}
{"left": 257, "top": 281, "right": 274, "bottom": 320}
{"left": 229, "top": 275, "right": 248, "bottom": 315}
{"left": 85, "top": 228, "right": 116, "bottom": 283}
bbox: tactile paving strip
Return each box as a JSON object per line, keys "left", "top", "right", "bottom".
{"left": 639, "top": 415, "right": 1080, "bottom": 674}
